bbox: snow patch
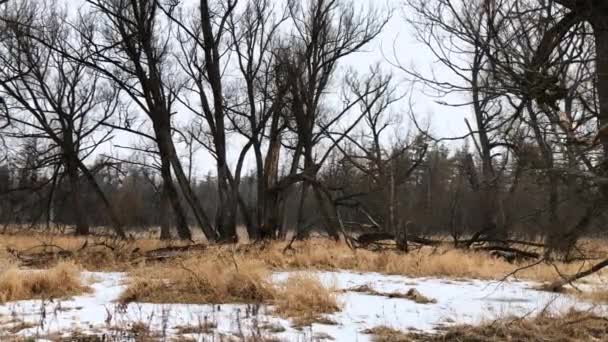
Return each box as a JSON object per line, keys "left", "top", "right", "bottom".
{"left": 0, "top": 270, "right": 605, "bottom": 341}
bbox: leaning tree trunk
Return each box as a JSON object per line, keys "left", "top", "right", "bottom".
{"left": 159, "top": 181, "right": 172, "bottom": 240}
{"left": 76, "top": 160, "right": 126, "bottom": 239}
{"left": 154, "top": 122, "right": 192, "bottom": 241}
{"left": 154, "top": 116, "right": 216, "bottom": 241}
{"left": 159, "top": 153, "right": 191, "bottom": 241}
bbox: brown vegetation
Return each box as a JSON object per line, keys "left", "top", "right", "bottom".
{"left": 120, "top": 252, "right": 340, "bottom": 327}
{"left": 3, "top": 232, "right": 607, "bottom": 285}
{"left": 0, "top": 261, "right": 87, "bottom": 302}
{"left": 368, "top": 310, "right": 608, "bottom": 341}
{"left": 273, "top": 274, "right": 340, "bottom": 327}
{"left": 409, "top": 310, "right": 608, "bottom": 342}
{"left": 119, "top": 252, "right": 274, "bottom": 304}
{"left": 251, "top": 239, "right": 608, "bottom": 283}
{"left": 0, "top": 231, "right": 190, "bottom": 270}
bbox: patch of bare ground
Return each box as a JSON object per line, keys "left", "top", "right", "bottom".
{"left": 367, "top": 310, "right": 608, "bottom": 342}
{"left": 346, "top": 284, "right": 436, "bottom": 304}
{"left": 273, "top": 274, "right": 340, "bottom": 327}
{"left": 0, "top": 261, "right": 88, "bottom": 302}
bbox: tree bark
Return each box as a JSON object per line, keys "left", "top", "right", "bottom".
{"left": 261, "top": 116, "right": 282, "bottom": 239}
{"left": 66, "top": 156, "right": 89, "bottom": 236}
{"left": 167, "top": 142, "right": 217, "bottom": 241}
{"left": 153, "top": 118, "right": 215, "bottom": 241}
{"left": 159, "top": 152, "right": 191, "bottom": 241}
{"left": 159, "top": 180, "right": 172, "bottom": 240}
{"left": 593, "top": 15, "right": 608, "bottom": 176}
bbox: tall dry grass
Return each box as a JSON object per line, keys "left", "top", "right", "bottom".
{"left": 2, "top": 231, "right": 607, "bottom": 284}
{"left": 0, "top": 261, "right": 87, "bottom": 302}
{"left": 248, "top": 239, "right": 605, "bottom": 282}
{"left": 119, "top": 251, "right": 274, "bottom": 304}
{"left": 0, "top": 231, "right": 187, "bottom": 270}
{"left": 121, "top": 251, "right": 340, "bottom": 326}
{"left": 402, "top": 309, "right": 608, "bottom": 341}
{"left": 273, "top": 274, "right": 340, "bottom": 326}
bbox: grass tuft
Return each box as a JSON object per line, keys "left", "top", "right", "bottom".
{"left": 273, "top": 273, "right": 340, "bottom": 327}
{"left": 119, "top": 253, "right": 274, "bottom": 304}
{"left": 0, "top": 261, "right": 87, "bottom": 302}
{"left": 368, "top": 310, "right": 608, "bottom": 342}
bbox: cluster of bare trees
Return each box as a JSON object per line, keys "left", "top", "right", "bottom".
{"left": 0, "top": 0, "right": 607, "bottom": 258}
{"left": 0, "top": 0, "right": 397, "bottom": 243}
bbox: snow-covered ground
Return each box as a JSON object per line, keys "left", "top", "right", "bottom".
{"left": 0, "top": 270, "right": 606, "bottom": 341}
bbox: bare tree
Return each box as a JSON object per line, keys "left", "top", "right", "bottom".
{"left": 61, "top": 0, "right": 220, "bottom": 241}
{"left": 0, "top": 1, "right": 126, "bottom": 237}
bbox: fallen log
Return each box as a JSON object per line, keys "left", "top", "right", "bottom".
{"left": 545, "top": 257, "right": 608, "bottom": 292}
{"left": 7, "top": 247, "right": 74, "bottom": 267}
{"left": 138, "top": 244, "right": 207, "bottom": 262}
{"left": 7, "top": 242, "right": 209, "bottom": 267}
{"left": 355, "top": 233, "right": 442, "bottom": 248}
{"left": 476, "top": 246, "right": 540, "bottom": 262}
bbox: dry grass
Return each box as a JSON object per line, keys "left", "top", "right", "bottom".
{"left": 1, "top": 231, "right": 608, "bottom": 284}
{"left": 0, "top": 231, "right": 178, "bottom": 271}
{"left": 367, "top": 310, "right": 608, "bottom": 341}
{"left": 0, "top": 261, "right": 87, "bottom": 302}
{"left": 121, "top": 252, "right": 340, "bottom": 327}
{"left": 174, "top": 320, "right": 217, "bottom": 334}
{"left": 409, "top": 310, "right": 608, "bottom": 342}
{"left": 248, "top": 239, "right": 608, "bottom": 283}
{"left": 273, "top": 273, "right": 340, "bottom": 327}
{"left": 119, "top": 251, "right": 274, "bottom": 304}
{"left": 364, "top": 326, "right": 410, "bottom": 342}
{"left": 579, "top": 289, "right": 608, "bottom": 304}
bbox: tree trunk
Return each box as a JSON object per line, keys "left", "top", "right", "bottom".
{"left": 76, "top": 160, "right": 126, "bottom": 238}
{"left": 159, "top": 181, "right": 172, "bottom": 240}
{"left": 66, "top": 157, "right": 89, "bottom": 236}
{"left": 159, "top": 153, "right": 191, "bottom": 241}
{"left": 312, "top": 186, "right": 340, "bottom": 240}
{"left": 153, "top": 121, "right": 191, "bottom": 241}
{"left": 215, "top": 161, "right": 237, "bottom": 242}
{"left": 154, "top": 120, "right": 215, "bottom": 241}
{"left": 261, "top": 122, "right": 282, "bottom": 239}
{"left": 593, "top": 15, "right": 608, "bottom": 178}
{"left": 294, "top": 182, "right": 310, "bottom": 239}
